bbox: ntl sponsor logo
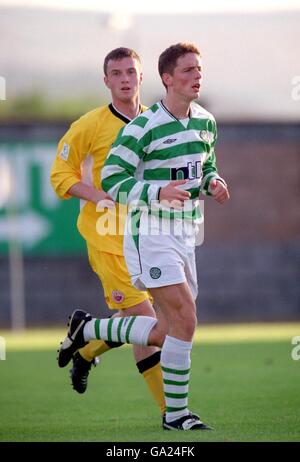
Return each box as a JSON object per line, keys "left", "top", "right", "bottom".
{"left": 171, "top": 161, "right": 202, "bottom": 180}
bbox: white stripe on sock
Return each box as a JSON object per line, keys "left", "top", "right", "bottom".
{"left": 83, "top": 316, "right": 157, "bottom": 346}
{"left": 161, "top": 335, "right": 192, "bottom": 423}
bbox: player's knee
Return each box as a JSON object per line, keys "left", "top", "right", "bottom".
{"left": 147, "top": 323, "right": 165, "bottom": 347}
{"left": 185, "top": 313, "right": 197, "bottom": 338}
{"left": 121, "top": 300, "right": 156, "bottom": 318}
{"left": 173, "top": 303, "right": 197, "bottom": 337}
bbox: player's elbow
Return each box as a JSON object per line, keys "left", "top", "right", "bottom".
{"left": 50, "top": 171, "right": 72, "bottom": 200}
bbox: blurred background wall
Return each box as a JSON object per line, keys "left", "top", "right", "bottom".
{"left": 0, "top": 1, "right": 299, "bottom": 328}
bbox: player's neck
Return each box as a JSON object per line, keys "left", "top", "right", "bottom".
{"left": 162, "top": 95, "right": 192, "bottom": 120}
{"left": 111, "top": 97, "right": 141, "bottom": 120}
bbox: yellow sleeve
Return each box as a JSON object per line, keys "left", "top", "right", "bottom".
{"left": 50, "top": 117, "right": 96, "bottom": 200}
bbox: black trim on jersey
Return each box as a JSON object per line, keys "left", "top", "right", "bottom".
{"left": 108, "top": 103, "right": 131, "bottom": 123}
{"left": 160, "top": 100, "right": 191, "bottom": 122}
{"left": 136, "top": 351, "right": 161, "bottom": 374}
{"left": 108, "top": 103, "right": 143, "bottom": 124}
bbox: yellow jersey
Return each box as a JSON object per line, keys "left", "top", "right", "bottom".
{"left": 50, "top": 104, "right": 146, "bottom": 255}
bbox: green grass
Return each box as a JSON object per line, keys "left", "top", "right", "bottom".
{"left": 0, "top": 324, "right": 300, "bottom": 442}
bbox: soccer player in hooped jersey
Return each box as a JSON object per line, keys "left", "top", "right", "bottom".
{"left": 58, "top": 43, "right": 229, "bottom": 430}
{"left": 51, "top": 48, "right": 167, "bottom": 417}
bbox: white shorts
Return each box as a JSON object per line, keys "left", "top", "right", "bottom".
{"left": 124, "top": 211, "right": 198, "bottom": 300}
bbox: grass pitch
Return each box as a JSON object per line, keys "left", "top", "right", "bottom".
{"left": 0, "top": 323, "right": 299, "bottom": 442}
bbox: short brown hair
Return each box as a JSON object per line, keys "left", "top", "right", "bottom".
{"left": 158, "top": 42, "right": 201, "bottom": 82}
{"left": 103, "top": 47, "right": 141, "bottom": 76}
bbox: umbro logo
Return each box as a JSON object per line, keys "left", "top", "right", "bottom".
{"left": 163, "top": 138, "right": 177, "bottom": 144}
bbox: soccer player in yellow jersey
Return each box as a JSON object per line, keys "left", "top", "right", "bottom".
{"left": 50, "top": 48, "right": 166, "bottom": 416}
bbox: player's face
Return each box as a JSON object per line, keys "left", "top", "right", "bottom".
{"left": 165, "top": 53, "right": 202, "bottom": 101}
{"left": 104, "top": 57, "right": 142, "bottom": 102}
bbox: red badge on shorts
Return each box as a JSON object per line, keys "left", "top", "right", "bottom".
{"left": 111, "top": 290, "right": 125, "bottom": 303}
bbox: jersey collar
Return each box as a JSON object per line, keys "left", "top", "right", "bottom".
{"left": 160, "top": 100, "right": 191, "bottom": 122}
{"left": 108, "top": 103, "right": 142, "bottom": 123}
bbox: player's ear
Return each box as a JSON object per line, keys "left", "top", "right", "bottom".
{"left": 162, "top": 72, "right": 172, "bottom": 88}
{"left": 139, "top": 72, "right": 143, "bottom": 85}
{"left": 104, "top": 75, "right": 110, "bottom": 89}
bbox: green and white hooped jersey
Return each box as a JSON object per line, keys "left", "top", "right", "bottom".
{"left": 101, "top": 100, "right": 225, "bottom": 221}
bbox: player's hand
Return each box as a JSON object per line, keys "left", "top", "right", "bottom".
{"left": 209, "top": 179, "right": 230, "bottom": 204}
{"left": 94, "top": 189, "right": 114, "bottom": 209}
{"left": 68, "top": 182, "right": 114, "bottom": 208}
{"left": 92, "top": 188, "right": 112, "bottom": 203}
{"left": 159, "top": 179, "right": 191, "bottom": 209}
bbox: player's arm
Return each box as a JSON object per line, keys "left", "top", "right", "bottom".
{"left": 101, "top": 126, "right": 159, "bottom": 206}
{"left": 101, "top": 125, "right": 190, "bottom": 206}
{"left": 200, "top": 119, "right": 229, "bottom": 203}
{"left": 67, "top": 182, "right": 110, "bottom": 205}
{"left": 50, "top": 123, "right": 109, "bottom": 205}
